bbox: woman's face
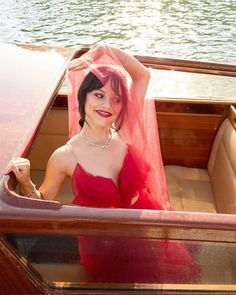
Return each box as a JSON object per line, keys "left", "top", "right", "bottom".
{"left": 84, "top": 80, "right": 123, "bottom": 129}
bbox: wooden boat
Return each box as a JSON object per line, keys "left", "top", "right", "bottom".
{"left": 0, "top": 43, "right": 236, "bottom": 295}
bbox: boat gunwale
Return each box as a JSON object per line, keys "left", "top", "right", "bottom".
{"left": 1, "top": 175, "right": 236, "bottom": 244}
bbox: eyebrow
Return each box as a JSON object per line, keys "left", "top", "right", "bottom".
{"left": 95, "top": 89, "right": 105, "bottom": 93}
{"left": 96, "top": 88, "right": 118, "bottom": 97}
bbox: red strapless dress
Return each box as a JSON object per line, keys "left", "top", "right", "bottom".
{"left": 72, "top": 146, "right": 199, "bottom": 283}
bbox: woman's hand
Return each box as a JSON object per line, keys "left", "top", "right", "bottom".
{"left": 67, "top": 44, "right": 105, "bottom": 72}
{"left": 67, "top": 57, "right": 91, "bottom": 71}
{"left": 6, "top": 157, "right": 31, "bottom": 185}
{"left": 6, "top": 157, "right": 40, "bottom": 197}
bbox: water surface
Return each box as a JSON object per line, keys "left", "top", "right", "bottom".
{"left": 0, "top": 0, "right": 235, "bottom": 63}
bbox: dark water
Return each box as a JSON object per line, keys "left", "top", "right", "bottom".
{"left": 0, "top": 0, "right": 236, "bottom": 63}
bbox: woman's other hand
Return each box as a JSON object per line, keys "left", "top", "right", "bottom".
{"left": 6, "top": 157, "right": 38, "bottom": 197}
{"left": 6, "top": 157, "right": 43, "bottom": 198}
{"left": 6, "top": 157, "right": 31, "bottom": 185}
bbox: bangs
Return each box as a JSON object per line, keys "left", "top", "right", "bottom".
{"left": 105, "top": 71, "right": 128, "bottom": 131}
{"left": 110, "top": 74, "right": 127, "bottom": 102}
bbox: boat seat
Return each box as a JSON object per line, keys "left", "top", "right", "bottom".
{"left": 165, "top": 165, "right": 216, "bottom": 213}
{"left": 165, "top": 118, "right": 236, "bottom": 213}
{"left": 29, "top": 109, "right": 74, "bottom": 204}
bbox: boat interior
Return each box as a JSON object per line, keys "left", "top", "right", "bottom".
{"left": 2, "top": 54, "right": 236, "bottom": 291}
{"left": 10, "top": 94, "right": 236, "bottom": 287}
{"left": 28, "top": 93, "right": 236, "bottom": 214}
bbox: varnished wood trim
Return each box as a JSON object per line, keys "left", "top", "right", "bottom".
{"left": 136, "top": 55, "right": 236, "bottom": 73}
{"left": 1, "top": 218, "right": 236, "bottom": 243}
{"left": 2, "top": 177, "right": 236, "bottom": 236}
{"left": 2, "top": 175, "right": 61, "bottom": 210}
{"left": 155, "top": 97, "right": 236, "bottom": 104}
{"left": 34, "top": 280, "right": 236, "bottom": 293}
{"left": 157, "top": 112, "right": 225, "bottom": 168}
{"left": 146, "top": 64, "right": 236, "bottom": 77}
{"left": 1, "top": 179, "right": 236, "bottom": 245}
{"left": 155, "top": 102, "right": 229, "bottom": 115}
{"left": 228, "top": 105, "right": 236, "bottom": 131}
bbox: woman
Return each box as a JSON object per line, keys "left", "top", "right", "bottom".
{"left": 7, "top": 44, "right": 199, "bottom": 283}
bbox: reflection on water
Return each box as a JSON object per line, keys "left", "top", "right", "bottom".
{"left": 0, "top": 0, "right": 235, "bottom": 63}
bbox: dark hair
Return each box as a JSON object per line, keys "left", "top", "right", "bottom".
{"left": 77, "top": 67, "right": 127, "bottom": 130}
{"left": 77, "top": 72, "right": 103, "bottom": 128}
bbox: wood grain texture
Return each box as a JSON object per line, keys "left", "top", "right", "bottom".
{"left": 156, "top": 103, "right": 227, "bottom": 167}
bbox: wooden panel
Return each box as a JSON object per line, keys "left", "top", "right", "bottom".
{"left": 228, "top": 105, "right": 236, "bottom": 131}
{"left": 155, "top": 102, "right": 229, "bottom": 115}
{"left": 157, "top": 112, "right": 225, "bottom": 168}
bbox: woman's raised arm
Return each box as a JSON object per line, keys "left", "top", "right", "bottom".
{"left": 107, "top": 46, "right": 150, "bottom": 103}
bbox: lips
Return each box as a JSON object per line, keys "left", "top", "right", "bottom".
{"left": 96, "top": 110, "right": 112, "bottom": 118}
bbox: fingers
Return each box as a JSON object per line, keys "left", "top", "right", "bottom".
{"left": 7, "top": 157, "right": 29, "bottom": 171}
{"left": 10, "top": 165, "right": 24, "bottom": 179}
{"left": 68, "top": 58, "right": 92, "bottom": 71}
{"left": 9, "top": 157, "right": 29, "bottom": 165}
{"left": 6, "top": 157, "right": 30, "bottom": 182}
{"left": 68, "top": 44, "right": 104, "bottom": 72}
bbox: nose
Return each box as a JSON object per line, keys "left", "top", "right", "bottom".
{"left": 103, "top": 96, "right": 112, "bottom": 109}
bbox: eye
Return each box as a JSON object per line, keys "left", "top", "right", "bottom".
{"left": 94, "top": 92, "right": 104, "bottom": 99}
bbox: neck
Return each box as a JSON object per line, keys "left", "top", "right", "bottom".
{"left": 80, "top": 123, "right": 111, "bottom": 145}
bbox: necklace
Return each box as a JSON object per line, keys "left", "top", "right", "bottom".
{"left": 79, "top": 131, "right": 113, "bottom": 149}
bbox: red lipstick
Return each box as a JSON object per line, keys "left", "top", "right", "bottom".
{"left": 96, "top": 110, "right": 112, "bottom": 118}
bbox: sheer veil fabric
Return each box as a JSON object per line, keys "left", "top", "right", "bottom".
{"left": 66, "top": 44, "right": 171, "bottom": 210}
{"left": 66, "top": 45, "right": 200, "bottom": 284}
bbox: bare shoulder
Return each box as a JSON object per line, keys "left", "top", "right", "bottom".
{"left": 47, "top": 145, "right": 72, "bottom": 174}
{"left": 49, "top": 145, "right": 68, "bottom": 161}
{"left": 50, "top": 138, "right": 84, "bottom": 176}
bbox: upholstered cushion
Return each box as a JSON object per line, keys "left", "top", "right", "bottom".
{"left": 165, "top": 118, "right": 236, "bottom": 214}
{"left": 208, "top": 119, "right": 236, "bottom": 213}
{"left": 29, "top": 109, "right": 68, "bottom": 170}
{"left": 165, "top": 165, "right": 217, "bottom": 212}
